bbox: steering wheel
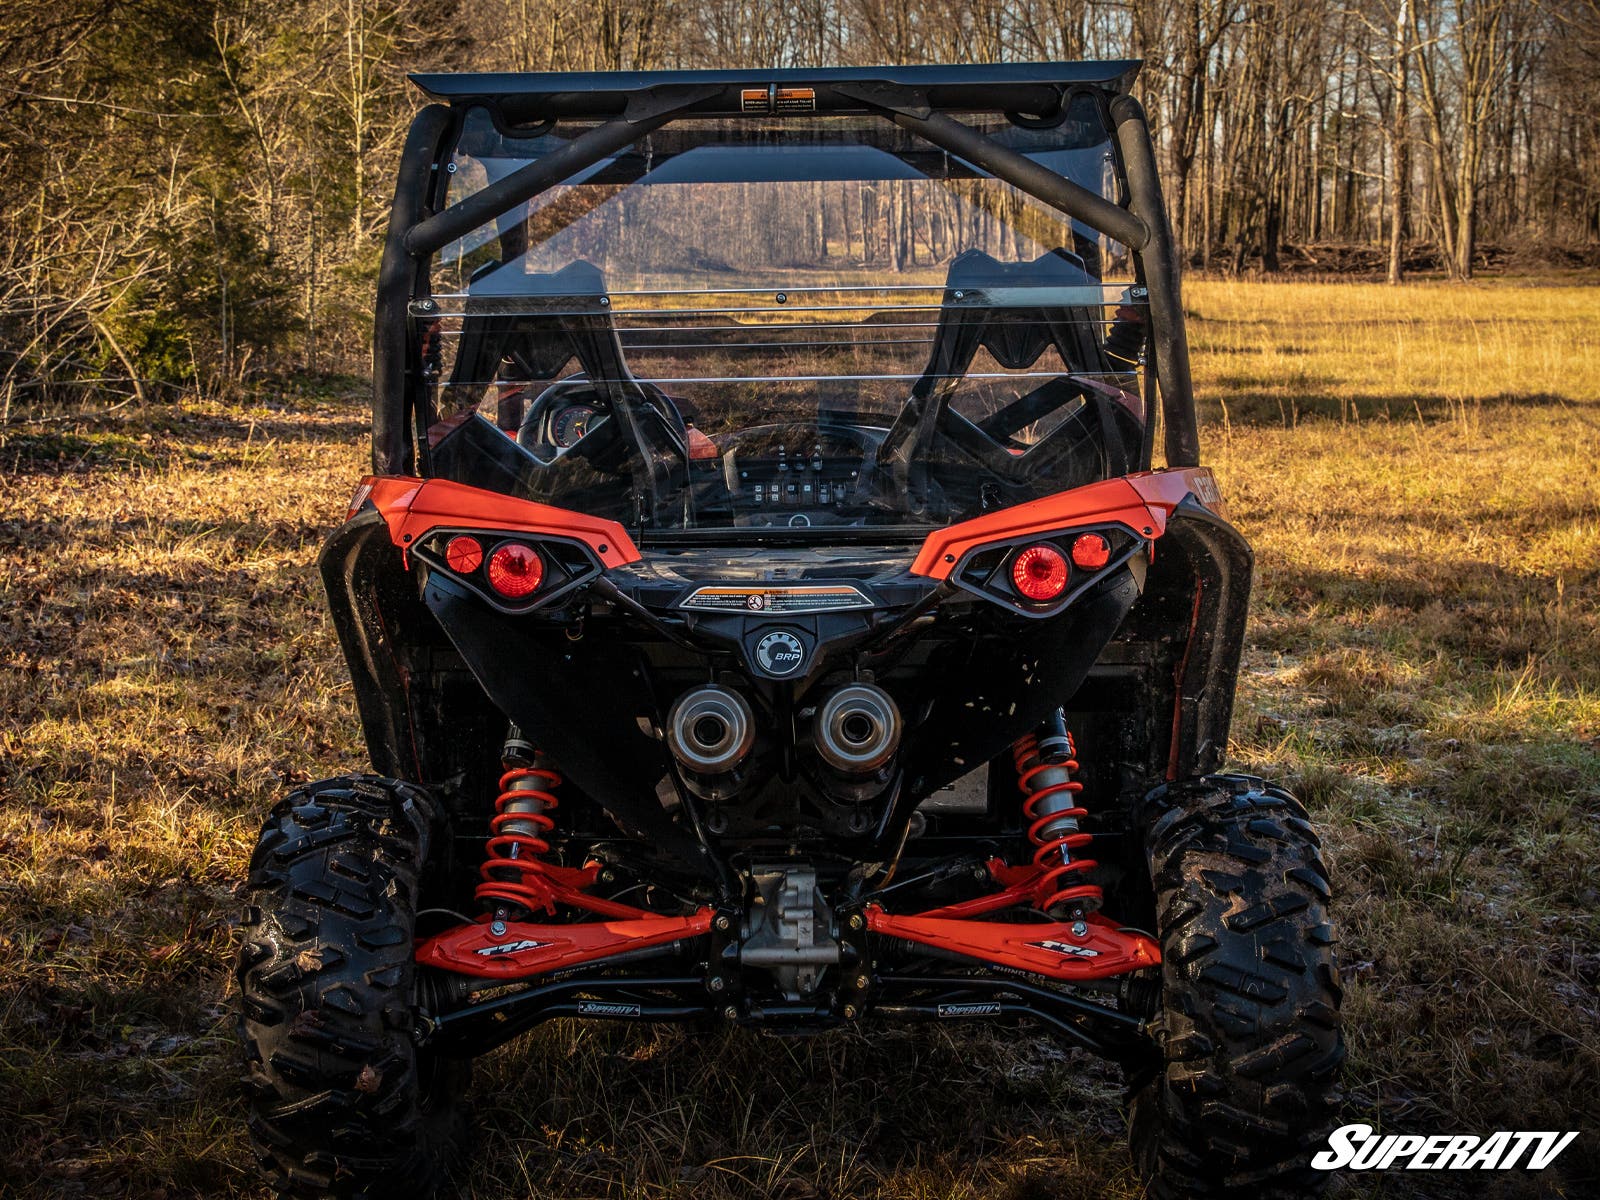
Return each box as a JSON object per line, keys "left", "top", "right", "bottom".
{"left": 518, "top": 375, "right": 689, "bottom": 456}
{"left": 516, "top": 376, "right": 604, "bottom": 451}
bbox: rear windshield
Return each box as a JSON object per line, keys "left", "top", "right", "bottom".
{"left": 419, "top": 96, "right": 1147, "bottom": 540}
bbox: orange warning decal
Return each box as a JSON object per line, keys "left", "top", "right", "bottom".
{"left": 740, "top": 86, "right": 817, "bottom": 114}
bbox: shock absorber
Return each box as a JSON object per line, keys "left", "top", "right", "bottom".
{"left": 476, "top": 726, "right": 565, "bottom": 916}
{"left": 1012, "top": 709, "right": 1102, "bottom": 917}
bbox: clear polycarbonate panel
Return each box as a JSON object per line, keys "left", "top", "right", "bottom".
{"left": 419, "top": 100, "right": 1147, "bottom": 538}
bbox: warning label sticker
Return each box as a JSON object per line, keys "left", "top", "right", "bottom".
{"left": 680, "top": 584, "right": 872, "bottom": 614}
{"left": 740, "top": 87, "right": 817, "bottom": 114}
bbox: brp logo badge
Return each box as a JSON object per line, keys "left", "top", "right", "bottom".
{"left": 754, "top": 630, "right": 806, "bottom": 676}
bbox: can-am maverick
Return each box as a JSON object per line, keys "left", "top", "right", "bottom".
{"left": 236, "top": 61, "right": 1343, "bottom": 1199}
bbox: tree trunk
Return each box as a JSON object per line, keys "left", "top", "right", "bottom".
{"left": 1388, "top": 0, "right": 1411, "bottom": 283}
{"left": 1456, "top": 164, "right": 1478, "bottom": 279}
{"left": 1413, "top": 9, "right": 1460, "bottom": 278}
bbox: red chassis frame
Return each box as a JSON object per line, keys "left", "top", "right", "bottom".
{"left": 419, "top": 864, "right": 1158, "bottom": 985}
{"left": 388, "top": 470, "right": 1215, "bottom": 986}
{"left": 416, "top": 858, "right": 1158, "bottom": 984}
{"left": 865, "top": 859, "right": 1159, "bottom": 982}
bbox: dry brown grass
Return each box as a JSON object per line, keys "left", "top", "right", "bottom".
{"left": 1, "top": 279, "right": 1597, "bottom": 1198}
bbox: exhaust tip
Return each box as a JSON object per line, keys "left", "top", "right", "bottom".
{"left": 667, "top": 686, "right": 755, "bottom": 775}
{"left": 815, "top": 683, "right": 901, "bottom": 773}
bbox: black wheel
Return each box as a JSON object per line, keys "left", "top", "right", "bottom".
{"left": 236, "top": 775, "right": 469, "bottom": 1199}
{"left": 1128, "top": 774, "right": 1344, "bottom": 1199}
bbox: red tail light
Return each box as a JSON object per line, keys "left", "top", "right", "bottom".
{"left": 445, "top": 535, "right": 484, "bottom": 574}
{"left": 1070, "top": 533, "right": 1112, "bottom": 571}
{"left": 1011, "top": 544, "right": 1069, "bottom": 602}
{"left": 344, "top": 481, "right": 375, "bottom": 521}
{"left": 487, "top": 542, "right": 544, "bottom": 598}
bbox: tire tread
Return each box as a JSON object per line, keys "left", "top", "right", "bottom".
{"left": 235, "top": 774, "right": 466, "bottom": 1199}
{"left": 1129, "top": 773, "right": 1344, "bottom": 1199}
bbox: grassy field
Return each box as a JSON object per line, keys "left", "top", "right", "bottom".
{"left": 1, "top": 278, "right": 1597, "bottom": 1198}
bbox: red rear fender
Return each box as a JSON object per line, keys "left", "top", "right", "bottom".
{"left": 910, "top": 466, "right": 1227, "bottom": 580}
{"left": 356, "top": 476, "right": 641, "bottom": 569}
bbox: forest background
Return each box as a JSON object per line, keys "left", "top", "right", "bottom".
{"left": 4, "top": 4, "right": 1600, "bottom": 1197}
{"left": 1, "top": 0, "right": 1597, "bottom": 415}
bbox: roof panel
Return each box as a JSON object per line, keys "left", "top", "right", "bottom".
{"left": 409, "top": 61, "right": 1142, "bottom": 120}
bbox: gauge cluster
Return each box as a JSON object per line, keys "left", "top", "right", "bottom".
{"left": 549, "top": 403, "right": 602, "bottom": 448}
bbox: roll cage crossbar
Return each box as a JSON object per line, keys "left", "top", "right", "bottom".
{"left": 373, "top": 62, "right": 1199, "bottom": 480}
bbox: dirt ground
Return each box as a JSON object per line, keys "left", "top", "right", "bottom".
{"left": 2, "top": 278, "right": 1597, "bottom": 1197}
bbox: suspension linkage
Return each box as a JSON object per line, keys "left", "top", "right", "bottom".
{"left": 869, "top": 973, "right": 1154, "bottom": 1061}
{"left": 420, "top": 973, "right": 708, "bottom": 1053}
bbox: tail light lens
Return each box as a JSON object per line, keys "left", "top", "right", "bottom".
{"left": 1010, "top": 544, "right": 1069, "bottom": 602}
{"left": 344, "top": 481, "right": 375, "bottom": 521}
{"left": 1070, "top": 532, "right": 1112, "bottom": 571}
{"left": 444, "top": 535, "right": 483, "bottom": 574}
{"left": 487, "top": 542, "right": 544, "bottom": 598}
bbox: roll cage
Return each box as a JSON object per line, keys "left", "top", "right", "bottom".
{"left": 372, "top": 61, "right": 1199, "bottom": 495}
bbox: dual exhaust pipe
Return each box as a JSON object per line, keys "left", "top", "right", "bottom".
{"left": 665, "top": 686, "right": 756, "bottom": 776}
{"left": 667, "top": 682, "right": 901, "bottom": 778}
{"left": 812, "top": 684, "right": 902, "bottom": 773}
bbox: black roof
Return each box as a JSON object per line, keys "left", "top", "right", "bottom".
{"left": 410, "top": 61, "right": 1142, "bottom": 121}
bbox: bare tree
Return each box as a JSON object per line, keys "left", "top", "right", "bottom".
{"left": 2, "top": 0, "right": 1593, "bottom": 418}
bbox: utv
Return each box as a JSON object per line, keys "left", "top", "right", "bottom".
{"left": 236, "top": 62, "right": 1342, "bottom": 1199}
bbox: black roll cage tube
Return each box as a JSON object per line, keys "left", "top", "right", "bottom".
{"left": 371, "top": 80, "right": 1200, "bottom": 477}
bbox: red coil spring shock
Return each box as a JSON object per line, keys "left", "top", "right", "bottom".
{"left": 1012, "top": 712, "right": 1102, "bottom": 916}
{"left": 476, "top": 728, "right": 565, "bottom": 915}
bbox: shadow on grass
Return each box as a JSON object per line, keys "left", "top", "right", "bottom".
{"left": 1, "top": 409, "right": 368, "bottom": 476}
{"left": 1256, "top": 544, "right": 1595, "bottom": 609}
{"left": 1201, "top": 388, "right": 1588, "bottom": 427}
{"left": 1249, "top": 560, "right": 1598, "bottom": 692}
{"left": 459, "top": 1022, "right": 1138, "bottom": 1199}
{"left": 0, "top": 514, "right": 337, "bottom": 559}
